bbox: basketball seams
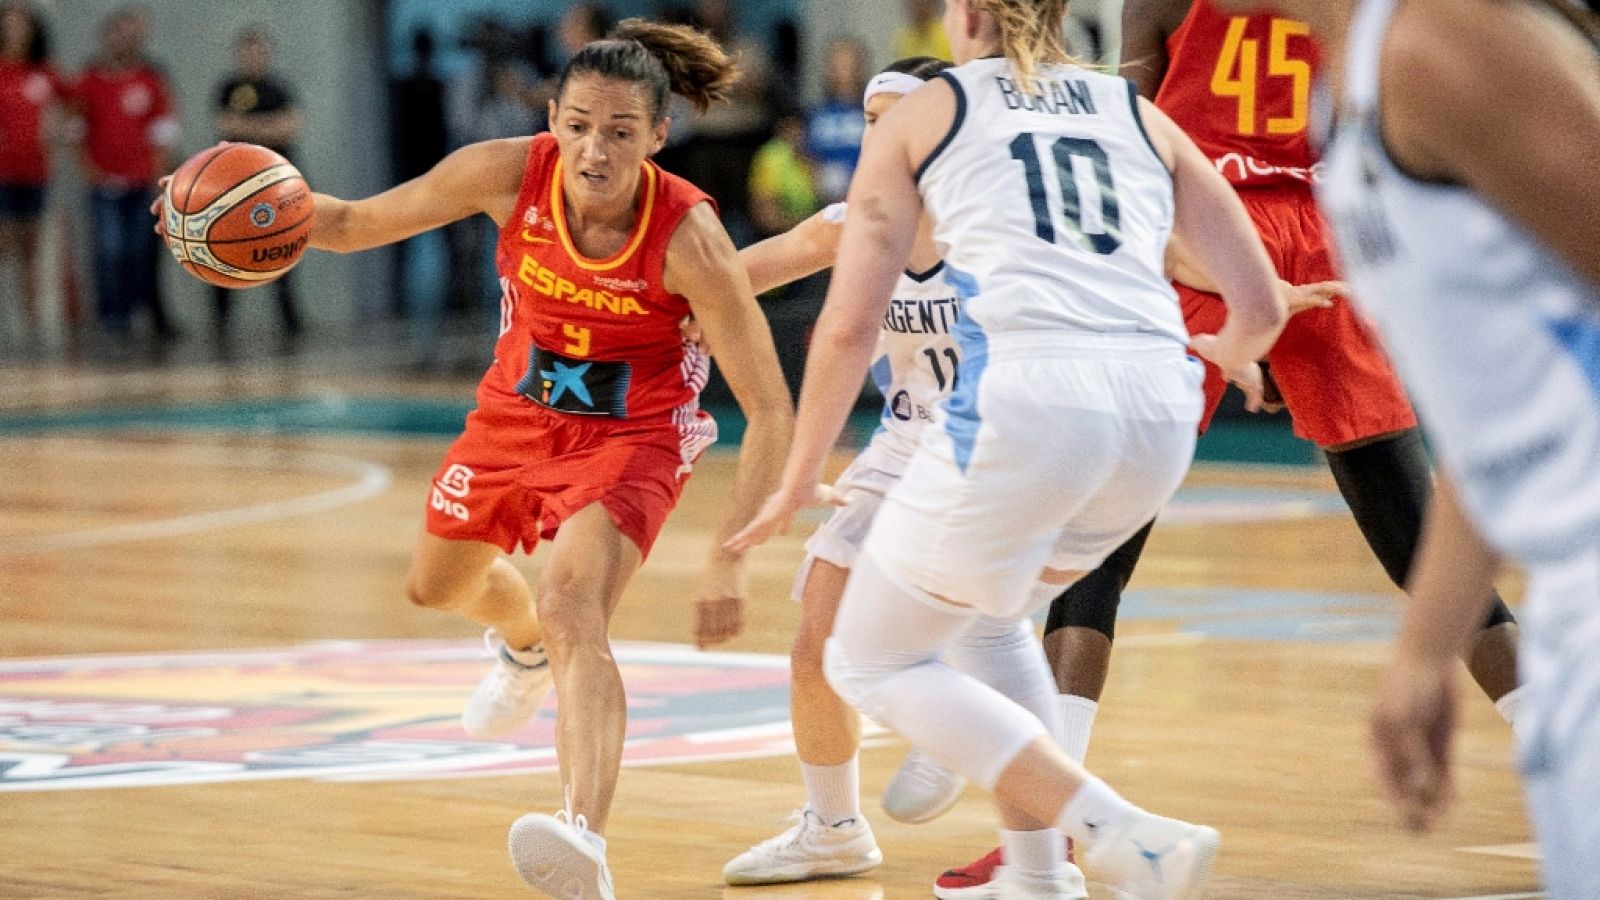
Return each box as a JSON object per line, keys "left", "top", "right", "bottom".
{"left": 202, "top": 217, "right": 313, "bottom": 245}
{"left": 178, "top": 142, "right": 235, "bottom": 216}
{"left": 188, "top": 164, "right": 301, "bottom": 240}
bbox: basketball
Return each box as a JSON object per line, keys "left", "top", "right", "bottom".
{"left": 161, "top": 142, "right": 314, "bottom": 289}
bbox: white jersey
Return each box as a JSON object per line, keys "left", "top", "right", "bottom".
{"left": 1319, "top": 0, "right": 1600, "bottom": 563}
{"left": 918, "top": 58, "right": 1188, "bottom": 350}
{"left": 821, "top": 203, "right": 964, "bottom": 471}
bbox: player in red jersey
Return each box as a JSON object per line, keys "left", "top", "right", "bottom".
{"left": 273, "top": 20, "right": 789, "bottom": 899}
{"left": 916, "top": 2, "right": 1526, "bottom": 896}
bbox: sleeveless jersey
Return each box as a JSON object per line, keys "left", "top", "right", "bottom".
{"left": 1319, "top": 0, "right": 1600, "bottom": 562}
{"left": 487, "top": 133, "right": 716, "bottom": 439}
{"left": 1154, "top": 0, "right": 1320, "bottom": 187}
{"left": 919, "top": 58, "right": 1186, "bottom": 349}
{"left": 824, "top": 202, "right": 965, "bottom": 468}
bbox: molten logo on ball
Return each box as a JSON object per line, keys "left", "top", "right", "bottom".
{"left": 252, "top": 236, "right": 308, "bottom": 264}
{"left": 249, "top": 202, "right": 277, "bottom": 229}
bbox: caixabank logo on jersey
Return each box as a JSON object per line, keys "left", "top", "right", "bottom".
{"left": 0, "top": 641, "right": 792, "bottom": 791}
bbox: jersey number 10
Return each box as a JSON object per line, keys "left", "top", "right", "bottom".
{"left": 1009, "top": 133, "right": 1122, "bottom": 255}
{"left": 1210, "top": 17, "right": 1311, "bottom": 136}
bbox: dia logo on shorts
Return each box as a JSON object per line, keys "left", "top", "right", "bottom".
{"left": 430, "top": 488, "right": 469, "bottom": 522}
{"left": 435, "top": 464, "right": 475, "bottom": 498}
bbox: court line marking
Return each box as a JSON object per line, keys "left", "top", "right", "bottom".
{"left": 1441, "top": 894, "right": 1544, "bottom": 900}
{"left": 1458, "top": 843, "right": 1542, "bottom": 860}
{"left": 1, "top": 444, "right": 391, "bottom": 555}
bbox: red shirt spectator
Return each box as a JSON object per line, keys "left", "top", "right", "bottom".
{"left": 76, "top": 60, "right": 176, "bottom": 187}
{"left": 0, "top": 57, "right": 62, "bottom": 185}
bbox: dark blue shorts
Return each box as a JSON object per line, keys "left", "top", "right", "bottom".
{"left": 0, "top": 183, "right": 46, "bottom": 221}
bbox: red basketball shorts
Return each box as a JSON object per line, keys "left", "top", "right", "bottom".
{"left": 424, "top": 395, "right": 708, "bottom": 558}
{"left": 1180, "top": 186, "right": 1417, "bottom": 448}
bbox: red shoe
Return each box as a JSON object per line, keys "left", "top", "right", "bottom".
{"left": 931, "top": 842, "right": 1080, "bottom": 900}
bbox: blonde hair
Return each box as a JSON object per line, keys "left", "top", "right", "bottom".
{"left": 976, "top": 0, "right": 1075, "bottom": 87}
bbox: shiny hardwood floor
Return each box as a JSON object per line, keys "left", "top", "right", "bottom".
{"left": 0, "top": 362, "right": 1539, "bottom": 899}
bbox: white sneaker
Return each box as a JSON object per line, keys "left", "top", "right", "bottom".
{"left": 508, "top": 809, "right": 615, "bottom": 900}
{"left": 1082, "top": 810, "right": 1219, "bottom": 900}
{"left": 723, "top": 808, "right": 883, "bottom": 885}
{"left": 882, "top": 749, "right": 966, "bottom": 824}
{"left": 463, "top": 630, "right": 553, "bottom": 739}
{"left": 990, "top": 864, "right": 1090, "bottom": 899}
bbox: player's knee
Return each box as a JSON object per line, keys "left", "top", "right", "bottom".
{"left": 404, "top": 573, "right": 461, "bottom": 611}
{"left": 790, "top": 628, "right": 830, "bottom": 690}
{"left": 822, "top": 637, "right": 873, "bottom": 713}
{"left": 533, "top": 577, "right": 608, "bottom": 655}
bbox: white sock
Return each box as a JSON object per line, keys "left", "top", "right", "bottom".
{"left": 1494, "top": 685, "right": 1528, "bottom": 729}
{"left": 502, "top": 642, "right": 547, "bottom": 668}
{"left": 1057, "top": 695, "right": 1098, "bottom": 764}
{"left": 1002, "top": 827, "right": 1066, "bottom": 878}
{"left": 1056, "top": 775, "right": 1136, "bottom": 849}
{"left": 802, "top": 759, "right": 861, "bottom": 825}
{"left": 582, "top": 829, "right": 607, "bottom": 857}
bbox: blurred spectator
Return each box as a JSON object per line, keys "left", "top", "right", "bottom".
{"left": 212, "top": 26, "right": 303, "bottom": 344}
{"left": 685, "top": 0, "right": 774, "bottom": 245}
{"left": 0, "top": 1, "right": 65, "bottom": 340}
{"left": 76, "top": 5, "right": 178, "bottom": 338}
{"left": 446, "top": 17, "right": 534, "bottom": 311}
{"left": 388, "top": 27, "right": 449, "bottom": 317}
{"left": 895, "top": 0, "right": 951, "bottom": 61}
{"left": 805, "top": 37, "right": 867, "bottom": 205}
{"left": 556, "top": 3, "right": 612, "bottom": 65}
{"left": 748, "top": 113, "right": 816, "bottom": 239}
{"left": 464, "top": 61, "right": 539, "bottom": 143}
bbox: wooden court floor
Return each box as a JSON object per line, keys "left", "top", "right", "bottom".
{"left": 0, "top": 363, "right": 1541, "bottom": 899}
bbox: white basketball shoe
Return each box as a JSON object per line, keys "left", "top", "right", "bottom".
{"left": 722, "top": 808, "right": 883, "bottom": 885}
{"left": 462, "top": 630, "right": 553, "bottom": 739}
{"left": 1081, "top": 809, "right": 1220, "bottom": 900}
{"left": 509, "top": 809, "right": 614, "bottom": 900}
{"left": 882, "top": 748, "right": 967, "bottom": 824}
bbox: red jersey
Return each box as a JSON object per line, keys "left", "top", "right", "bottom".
{"left": 1154, "top": 0, "right": 1320, "bottom": 188}
{"left": 486, "top": 133, "right": 715, "bottom": 426}
{"left": 76, "top": 60, "right": 177, "bottom": 187}
{"left": 0, "top": 61, "right": 65, "bottom": 184}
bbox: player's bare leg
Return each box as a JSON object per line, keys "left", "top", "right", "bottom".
{"left": 406, "top": 533, "right": 542, "bottom": 651}
{"left": 534, "top": 501, "right": 642, "bottom": 834}
{"left": 790, "top": 560, "right": 863, "bottom": 765}
{"left": 507, "top": 502, "right": 642, "bottom": 900}
{"left": 723, "top": 557, "right": 881, "bottom": 885}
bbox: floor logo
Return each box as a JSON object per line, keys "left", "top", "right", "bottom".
{"left": 0, "top": 641, "right": 792, "bottom": 792}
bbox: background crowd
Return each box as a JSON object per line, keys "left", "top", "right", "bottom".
{"left": 0, "top": 0, "right": 1106, "bottom": 380}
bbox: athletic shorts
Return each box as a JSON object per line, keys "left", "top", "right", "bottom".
{"left": 1181, "top": 186, "right": 1417, "bottom": 448}
{"left": 1515, "top": 545, "right": 1600, "bottom": 898}
{"left": 793, "top": 439, "right": 909, "bottom": 598}
{"left": 424, "top": 392, "right": 713, "bottom": 558}
{"left": 865, "top": 335, "right": 1203, "bottom": 620}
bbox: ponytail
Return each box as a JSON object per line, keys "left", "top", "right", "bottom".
{"left": 557, "top": 18, "right": 738, "bottom": 121}
{"left": 976, "top": 0, "right": 1074, "bottom": 87}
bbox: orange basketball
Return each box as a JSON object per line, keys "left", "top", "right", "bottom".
{"left": 161, "top": 142, "right": 313, "bottom": 289}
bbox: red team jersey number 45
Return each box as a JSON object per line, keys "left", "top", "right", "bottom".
{"left": 1155, "top": 0, "right": 1320, "bottom": 187}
